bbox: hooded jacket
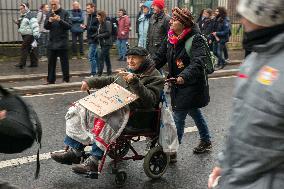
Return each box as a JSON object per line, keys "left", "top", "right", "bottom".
{"left": 138, "top": 1, "right": 153, "bottom": 48}
{"left": 18, "top": 11, "right": 40, "bottom": 39}
{"left": 153, "top": 25, "right": 210, "bottom": 110}
{"left": 217, "top": 29, "right": 284, "bottom": 189}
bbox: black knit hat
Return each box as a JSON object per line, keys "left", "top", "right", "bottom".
{"left": 126, "top": 46, "right": 149, "bottom": 56}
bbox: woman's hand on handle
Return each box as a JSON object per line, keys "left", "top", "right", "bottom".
{"left": 81, "top": 81, "right": 90, "bottom": 92}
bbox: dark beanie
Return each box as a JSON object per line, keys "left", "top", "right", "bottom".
{"left": 126, "top": 47, "right": 149, "bottom": 56}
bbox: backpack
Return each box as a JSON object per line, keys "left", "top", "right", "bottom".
{"left": 0, "top": 85, "right": 42, "bottom": 178}
{"left": 185, "top": 34, "right": 217, "bottom": 74}
{"left": 107, "top": 17, "right": 118, "bottom": 39}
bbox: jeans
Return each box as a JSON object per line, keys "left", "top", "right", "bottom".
{"left": 20, "top": 35, "right": 38, "bottom": 66}
{"left": 88, "top": 43, "right": 98, "bottom": 75}
{"left": 38, "top": 32, "right": 48, "bottom": 57}
{"left": 213, "top": 42, "right": 225, "bottom": 66}
{"left": 97, "top": 45, "right": 112, "bottom": 75}
{"left": 72, "top": 32, "right": 84, "bottom": 56}
{"left": 173, "top": 109, "right": 211, "bottom": 144}
{"left": 116, "top": 39, "right": 127, "bottom": 59}
{"left": 64, "top": 136, "right": 104, "bottom": 160}
{"left": 47, "top": 49, "right": 69, "bottom": 83}
{"left": 223, "top": 43, "right": 228, "bottom": 60}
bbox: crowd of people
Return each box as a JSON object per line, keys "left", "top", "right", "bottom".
{"left": 2, "top": 0, "right": 284, "bottom": 188}
{"left": 13, "top": 0, "right": 231, "bottom": 82}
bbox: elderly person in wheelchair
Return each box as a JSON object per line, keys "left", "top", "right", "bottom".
{"left": 51, "top": 47, "right": 164, "bottom": 176}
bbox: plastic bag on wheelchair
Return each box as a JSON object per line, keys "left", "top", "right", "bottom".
{"left": 158, "top": 93, "right": 179, "bottom": 154}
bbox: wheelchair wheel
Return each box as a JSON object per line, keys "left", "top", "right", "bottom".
{"left": 115, "top": 170, "right": 127, "bottom": 187}
{"left": 108, "top": 140, "right": 130, "bottom": 159}
{"left": 143, "top": 146, "right": 170, "bottom": 179}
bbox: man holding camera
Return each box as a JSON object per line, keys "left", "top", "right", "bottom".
{"left": 44, "top": 0, "right": 71, "bottom": 84}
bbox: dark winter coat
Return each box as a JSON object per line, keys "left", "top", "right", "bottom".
{"left": 70, "top": 9, "right": 84, "bottom": 33}
{"left": 211, "top": 16, "right": 230, "bottom": 44}
{"left": 86, "top": 12, "right": 99, "bottom": 44}
{"left": 147, "top": 12, "right": 171, "bottom": 55}
{"left": 85, "top": 57, "right": 164, "bottom": 110}
{"left": 44, "top": 8, "right": 71, "bottom": 50}
{"left": 153, "top": 26, "right": 210, "bottom": 111}
{"left": 200, "top": 17, "right": 215, "bottom": 37}
{"left": 95, "top": 21, "right": 112, "bottom": 47}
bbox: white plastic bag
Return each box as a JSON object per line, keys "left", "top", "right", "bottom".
{"left": 158, "top": 92, "right": 179, "bottom": 154}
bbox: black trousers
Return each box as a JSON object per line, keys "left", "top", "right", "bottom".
{"left": 47, "top": 49, "right": 69, "bottom": 83}
{"left": 20, "top": 35, "right": 38, "bottom": 66}
{"left": 71, "top": 32, "right": 84, "bottom": 56}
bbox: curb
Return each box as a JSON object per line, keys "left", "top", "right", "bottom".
{"left": 11, "top": 69, "right": 239, "bottom": 95}
{"left": 0, "top": 60, "right": 243, "bottom": 82}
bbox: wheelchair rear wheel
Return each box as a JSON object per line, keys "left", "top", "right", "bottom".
{"left": 108, "top": 140, "right": 130, "bottom": 159}
{"left": 143, "top": 145, "right": 170, "bottom": 179}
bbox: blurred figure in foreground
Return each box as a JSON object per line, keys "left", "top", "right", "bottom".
{"left": 208, "top": 0, "right": 284, "bottom": 188}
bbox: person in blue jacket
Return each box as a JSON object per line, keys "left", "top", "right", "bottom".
{"left": 211, "top": 7, "right": 230, "bottom": 70}
{"left": 137, "top": 1, "right": 153, "bottom": 48}
{"left": 70, "top": 1, "right": 85, "bottom": 59}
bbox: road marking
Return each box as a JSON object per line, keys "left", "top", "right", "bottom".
{"left": 210, "top": 76, "right": 237, "bottom": 80}
{"left": 0, "top": 127, "right": 198, "bottom": 169}
{"left": 22, "top": 76, "right": 236, "bottom": 98}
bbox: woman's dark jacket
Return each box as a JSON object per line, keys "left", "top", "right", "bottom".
{"left": 200, "top": 18, "right": 215, "bottom": 36}
{"left": 153, "top": 26, "right": 210, "bottom": 111}
{"left": 94, "top": 20, "right": 112, "bottom": 47}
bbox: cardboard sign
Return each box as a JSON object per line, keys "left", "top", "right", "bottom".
{"left": 78, "top": 83, "right": 138, "bottom": 117}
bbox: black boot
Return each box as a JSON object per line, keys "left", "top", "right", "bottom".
{"left": 51, "top": 148, "right": 83, "bottom": 165}
{"left": 72, "top": 156, "right": 99, "bottom": 175}
{"left": 193, "top": 140, "right": 212, "bottom": 154}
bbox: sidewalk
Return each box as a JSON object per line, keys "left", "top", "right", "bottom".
{"left": 0, "top": 50, "right": 244, "bottom": 77}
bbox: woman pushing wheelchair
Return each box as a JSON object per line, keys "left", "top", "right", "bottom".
{"left": 51, "top": 47, "right": 164, "bottom": 175}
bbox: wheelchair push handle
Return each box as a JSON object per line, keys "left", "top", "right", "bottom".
{"left": 165, "top": 78, "right": 177, "bottom": 83}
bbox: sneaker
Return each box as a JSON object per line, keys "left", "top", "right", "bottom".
{"left": 72, "top": 56, "right": 78, "bottom": 60}
{"left": 170, "top": 152, "right": 177, "bottom": 163}
{"left": 51, "top": 148, "right": 82, "bottom": 165}
{"left": 193, "top": 140, "right": 212, "bottom": 154}
{"left": 225, "top": 59, "right": 230, "bottom": 64}
{"left": 72, "top": 156, "right": 99, "bottom": 174}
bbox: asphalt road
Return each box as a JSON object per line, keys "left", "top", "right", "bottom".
{"left": 0, "top": 77, "right": 236, "bottom": 189}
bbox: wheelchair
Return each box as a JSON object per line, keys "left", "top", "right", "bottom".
{"left": 86, "top": 108, "right": 170, "bottom": 187}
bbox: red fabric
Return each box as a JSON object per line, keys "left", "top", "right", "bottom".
{"left": 117, "top": 15, "right": 131, "bottom": 39}
{"left": 152, "top": 0, "right": 165, "bottom": 10}
{"left": 95, "top": 136, "right": 108, "bottom": 148}
{"left": 168, "top": 28, "right": 191, "bottom": 45}
{"left": 91, "top": 118, "right": 106, "bottom": 136}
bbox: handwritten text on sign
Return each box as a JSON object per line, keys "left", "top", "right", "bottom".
{"left": 78, "top": 83, "right": 138, "bottom": 117}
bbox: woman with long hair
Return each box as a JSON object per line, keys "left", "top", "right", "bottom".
{"left": 211, "top": 7, "right": 230, "bottom": 69}
{"left": 94, "top": 11, "right": 113, "bottom": 76}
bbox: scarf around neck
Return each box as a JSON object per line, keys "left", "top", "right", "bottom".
{"left": 168, "top": 28, "right": 191, "bottom": 45}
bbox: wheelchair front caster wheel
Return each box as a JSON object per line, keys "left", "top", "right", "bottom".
{"left": 143, "top": 145, "right": 170, "bottom": 179}
{"left": 115, "top": 170, "right": 127, "bottom": 187}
